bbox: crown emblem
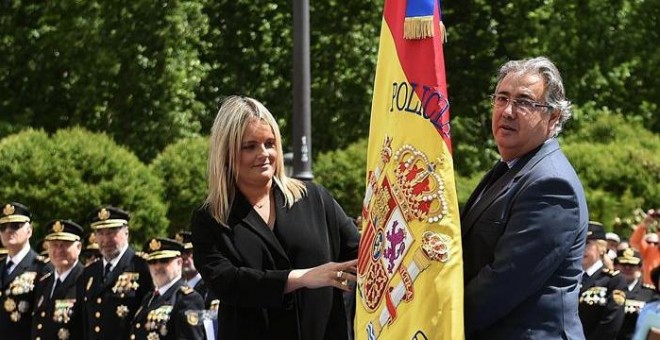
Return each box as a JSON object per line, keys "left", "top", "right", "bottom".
{"left": 53, "top": 221, "right": 64, "bottom": 233}
{"left": 3, "top": 204, "right": 15, "bottom": 216}
{"left": 98, "top": 208, "right": 110, "bottom": 221}
{"left": 175, "top": 234, "right": 184, "bottom": 243}
{"left": 88, "top": 233, "right": 97, "bottom": 244}
{"left": 149, "top": 239, "right": 161, "bottom": 251}
{"left": 391, "top": 145, "right": 448, "bottom": 223}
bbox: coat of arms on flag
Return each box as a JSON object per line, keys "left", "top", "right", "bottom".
{"left": 355, "top": 0, "right": 463, "bottom": 339}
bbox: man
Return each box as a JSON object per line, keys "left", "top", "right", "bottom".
{"left": 0, "top": 202, "right": 49, "bottom": 339}
{"left": 175, "top": 230, "right": 219, "bottom": 339}
{"left": 579, "top": 222, "right": 627, "bottom": 339}
{"left": 461, "top": 57, "right": 589, "bottom": 339}
{"left": 614, "top": 249, "right": 657, "bottom": 340}
{"left": 78, "top": 206, "right": 153, "bottom": 340}
{"left": 80, "top": 232, "right": 102, "bottom": 267}
{"left": 129, "top": 237, "right": 205, "bottom": 339}
{"left": 32, "top": 219, "right": 85, "bottom": 340}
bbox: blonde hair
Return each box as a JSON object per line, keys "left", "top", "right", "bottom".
{"left": 204, "top": 96, "right": 306, "bottom": 225}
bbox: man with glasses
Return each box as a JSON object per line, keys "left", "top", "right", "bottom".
{"left": 32, "top": 219, "right": 85, "bottom": 340}
{"left": 0, "top": 202, "right": 50, "bottom": 339}
{"left": 129, "top": 237, "right": 205, "bottom": 339}
{"left": 461, "top": 57, "right": 589, "bottom": 339}
{"left": 78, "top": 206, "right": 153, "bottom": 340}
{"left": 629, "top": 209, "right": 660, "bottom": 285}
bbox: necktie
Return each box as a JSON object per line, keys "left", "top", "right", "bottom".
{"left": 51, "top": 278, "right": 62, "bottom": 298}
{"left": 103, "top": 262, "right": 112, "bottom": 281}
{"left": 483, "top": 161, "right": 509, "bottom": 192}
{"left": 2, "top": 260, "right": 14, "bottom": 283}
{"left": 149, "top": 290, "right": 160, "bottom": 306}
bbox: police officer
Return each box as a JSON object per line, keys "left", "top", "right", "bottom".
{"left": 129, "top": 237, "right": 205, "bottom": 340}
{"left": 78, "top": 206, "right": 153, "bottom": 340}
{"left": 175, "top": 230, "right": 219, "bottom": 339}
{"left": 80, "top": 232, "right": 102, "bottom": 267}
{"left": 0, "top": 202, "right": 49, "bottom": 339}
{"left": 32, "top": 219, "right": 85, "bottom": 340}
{"left": 579, "top": 221, "right": 628, "bottom": 339}
{"left": 615, "top": 248, "right": 657, "bottom": 340}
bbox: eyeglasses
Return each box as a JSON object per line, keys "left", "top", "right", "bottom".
{"left": 0, "top": 222, "right": 26, "bottom": 232}
{"left": 647, "top": 241, "right": 659, "bottom": 245}
{"left": 490, "top": 94, "right": 554, "bottom": 112}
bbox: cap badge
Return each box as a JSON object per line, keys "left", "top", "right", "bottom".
{"left": 624, "top": 248, "right": 634, "bottom": 258}
{"left": 175, "top": 234, "right": 184, "bottom": 243}
{"left": 98, "top": 208, "right": 110, "bottom": 221}
{"left": 3, "top": 204, "right": 15, "bottom": 216}
{"left": 89, "top": 233, "right": 97, "bottom": 244}
{"left": 149, "top": 239, "right": 161, "bottom": 251}
{"left": 53, "top": 221, "right": 64, "bottom": 233}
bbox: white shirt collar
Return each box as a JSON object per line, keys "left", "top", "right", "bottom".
{"left": 186, "top": 273, "right": 202, "bottom": 288}
{"left": 157, "top": 275, "right": 182, "bottom": 296}
{"left": 55, "top": 260, "right": 79, "bottom": 282}
{"left": 585, "top": 259, "right": 604, "bottom": 277}
{"left": 6, "top": 242, "right": 32, "bottom": 272}
{"left": 102, "top": 243, "right": 129, "bottom": 271}
{"left": 628, "top": 278, "right": 639, "bottom": 291}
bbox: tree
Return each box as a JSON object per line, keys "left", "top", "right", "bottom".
{"left": 150, "top": 136, "right": 208, "bottom": 233}
{"left": 0, "top": 128, "right": 168, "bottom": 245}
{"left": 0, "top": 0, "right": 209, "bottom": 160}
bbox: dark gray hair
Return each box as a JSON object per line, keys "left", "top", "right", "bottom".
{"left": 497, "top": 56, "right": 572, "bottom": 137}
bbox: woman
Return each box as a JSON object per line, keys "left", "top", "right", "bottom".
{"left": 191, "top": 96, "right": 360, "bottom": 339}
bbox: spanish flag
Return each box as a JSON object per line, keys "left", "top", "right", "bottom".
{"left": 355, "top": 0, "right": 463, "bottom": 339}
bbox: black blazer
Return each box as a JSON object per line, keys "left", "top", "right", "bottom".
{"left": 191, "top": 182, "right": 360, "bottom": 340}
{"left": 77, "top": 247, "right": 153, "bottom": 340}
{"left": 129, "top": 278, "right": 206, "bottom": 340}
{"left": 32, "top": 262, "right": 84, "bottom": 340}
{"left": 0, "top": 248, "right": 50, "bottom": 339}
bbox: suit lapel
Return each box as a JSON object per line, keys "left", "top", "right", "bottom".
{"left": 53, "top": 262, "right": 83, "bottom": 298}
{"left": 5, "top": 249, "right": 38, "bottom": 284}
{"left": 232, "top": 189, "right": 290, "bottom": 262}
{"left": 461, "top": 140, "right": 561, "bottom": 236}
{"left": 101, "top": 248, "right": 135, "bottom": 291}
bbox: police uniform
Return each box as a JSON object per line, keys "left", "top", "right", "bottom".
{"left": 615, "top": 249, "right": 658, "bottom": 340}
{"left": 129, "top": 237, "right": 206, "bottom": 340}
{"left": 78, "top": 207, "right": 153, "bottom": 340}
{"left": 32, "top": 220, "right": 85, "bottom": 340}
{"left": 579, "top": 222, "right": 627, "bottom": 340}
{"left": 80, "top": 232, "right": 101, "bottom": 266}
{"left": 0, "top": 202, "right": 50, "bottom": 339}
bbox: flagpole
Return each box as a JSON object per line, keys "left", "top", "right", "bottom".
{"left": 292, "top": 0, "right": 313, "bottom": 180}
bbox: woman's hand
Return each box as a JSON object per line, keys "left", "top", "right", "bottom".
{"left": 285, "top": 259, "right": 358, "bottom": 293}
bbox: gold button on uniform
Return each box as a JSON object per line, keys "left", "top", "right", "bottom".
{"left": 41, "top": 312, "right": 46, "bottom": 317}
{"left": 96, "top": 298, "right": 102, "bottom": 304}
{"left": 95, "top": 312, "right": 100, "bottom": 318}
{"left": 37, "top": 324, "right": 43, "bottom": 329}
{"left": 95, "top": 326, "right": 100, "bottom": 333}
{"left": 130, "top": 335, "right": 135, "bottom": 339}
{"left": 136, "top": 323, "right": 141, "bottom": 328}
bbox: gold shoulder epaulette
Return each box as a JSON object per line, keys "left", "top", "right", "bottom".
{"left": 36, "top": 255, "right": 49, "bottom": 263}
{"left": 134, "top": 251, "right": 148, "bottom": 260}
{"left": 180, "top": 285, "right": 194, "bottom": 295}
{"left": 644, "top": 283, "right": 656, "bottom": 290}
{"left": 603, "top": 268, "right": 620, "bottom": 277}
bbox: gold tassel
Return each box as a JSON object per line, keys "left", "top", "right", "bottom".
{"left": 403, "top": 16, "right": 434, "bottom": 40}
{"left": 439, "top": 20, "right": 447, "bottom": 43}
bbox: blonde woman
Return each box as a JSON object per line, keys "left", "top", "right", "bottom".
{"left": 191, "top": 96, "right": 359, "bottom": 340}
{"left": 579, "top": 221, "right": 627, "bottom": 339}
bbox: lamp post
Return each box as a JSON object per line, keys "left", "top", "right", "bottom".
{"left": 292, "top": 0, "right": 313, "bottom": 180}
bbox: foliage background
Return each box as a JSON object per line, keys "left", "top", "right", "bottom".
{"left": 0, "top": 0, "right": 658, "bottom": 243}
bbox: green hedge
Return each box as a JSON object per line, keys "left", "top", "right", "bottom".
{"left": 0, "top": 128, "right": 168, "bottom": 245}
{"left": 150, "top": 136, "right": 208, "bottom": 233}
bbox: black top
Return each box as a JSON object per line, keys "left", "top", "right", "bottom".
{"left": 579, "top": 266, "right": 627, "bottom": 340}
{"left": 191, "top": 182, "right": 360, "bottom": 340}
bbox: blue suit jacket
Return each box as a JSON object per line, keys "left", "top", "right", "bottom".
{"left": 461, "top": 139, "right": 589, "bottom": 340}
